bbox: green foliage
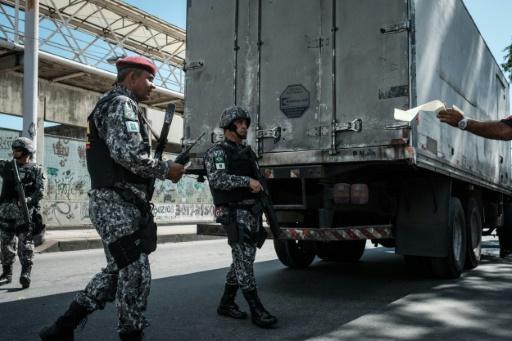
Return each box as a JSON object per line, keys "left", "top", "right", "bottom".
{"left": 503, "top": 42, "right": 512, "bottom": 81}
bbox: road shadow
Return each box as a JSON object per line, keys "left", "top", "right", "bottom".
{"left": 1, "top": 247, "right": 511, "bottom": 340}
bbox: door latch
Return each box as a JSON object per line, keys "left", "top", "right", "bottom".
{"left": 256, "top": 126, "right": 281, "bottom": 143}
{"left": 334, "top": 118, "right": 362, "bottom": 132}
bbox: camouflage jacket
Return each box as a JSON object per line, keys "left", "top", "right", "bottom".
{"left": 89, "top": 85, "right": 171, "bottom": 201}
{"left": 0, "top": 160, "right": 45, "bottom": 208}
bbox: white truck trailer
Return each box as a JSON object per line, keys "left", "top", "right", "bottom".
{"left": 183, "top": 0, "right": 511, "bottom": 278}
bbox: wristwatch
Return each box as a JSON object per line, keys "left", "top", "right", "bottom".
{"left": 458, "top": 118, "right": 469, "bottom": 130}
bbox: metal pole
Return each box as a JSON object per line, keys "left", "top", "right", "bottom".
{"left": 14, "top": 0, "right": 20, "bottom": 43}
{"left": 23, "top": 0, "right": 39, "bottom": 161}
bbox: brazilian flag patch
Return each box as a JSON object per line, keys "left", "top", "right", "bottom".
{"left": 214, "top": 156, "right": 225, "bottom": 170}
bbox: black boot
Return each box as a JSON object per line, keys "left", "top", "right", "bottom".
{"left": 39, "top": 301, "right": 89, "bottom": 341}
{"left": 217, "top": 283, "right": 248, "bottom": 319}
{"left": 20, "top": 264, "right": 32, "bottom": 289}
{"left": 0, "top": 265, "right": 12, "bottom": 286}
{"left": 242, "top": 289, "right": 278, "bottom": 328}
{"left": 119, "top": 330, "right": 143, "bottom": 341}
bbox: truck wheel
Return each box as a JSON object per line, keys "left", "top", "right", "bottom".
{"left": 464, "top": 197, "right": 482, "bottom": 269}
{"left": 273, "top": 239, "right": 315, "bottom": 269}
{"left": 431, "top": 197, "right": 467, "bottom": 278}
{"left": 316, "top": 240, "right": 366, "bottom": 262}
{"left": 498, "top": 202, "right": 512, "bottom": 256}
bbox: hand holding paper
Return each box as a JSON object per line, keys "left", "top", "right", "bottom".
{"left": 394, "top": 101, "right": 464, "bottom": 124}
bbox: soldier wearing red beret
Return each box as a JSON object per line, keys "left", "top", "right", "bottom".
{"left": 40, "top": 56, "right": 184, "bottom": 341}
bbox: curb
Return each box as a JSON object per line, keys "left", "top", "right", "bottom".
{"left": 35, "top": 234, "right": 224, "bottom": 253}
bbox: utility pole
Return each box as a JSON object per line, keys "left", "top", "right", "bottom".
{"left": 23, "top": 0, "right": 40, "bottom": 162}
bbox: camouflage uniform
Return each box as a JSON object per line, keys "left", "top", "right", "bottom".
{"left": 205, "top": 105, "right": 277, "bottom": 328}
{"left": 0, "top": 160, "right": 45, "bottom": 272}
{"left": 72, "top": 84, "right": 170, "bottom": 333}
{"left": 204, "top": 141, "right": 260, "bottom": 291}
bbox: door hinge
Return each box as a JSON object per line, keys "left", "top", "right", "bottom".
{"left": 183, "top": 60, "right": 204, "bottom": 72}
{"left": 380, "top": 21, "right": 410, "bottom": 34}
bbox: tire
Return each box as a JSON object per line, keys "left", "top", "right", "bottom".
{"left": 430, "top": 197, "right": 467, "bottom": 279}
{"left": 499, "top": 202, "right": 512, "bottom": 256}
{"left": 316, "top": 240, "right": 366, "bottom": 262}
{"left": 464, "top": 197, "right": 482, "bottom": 269}
{"left": 274, "top": 239, "right": 315, "bottom": 269}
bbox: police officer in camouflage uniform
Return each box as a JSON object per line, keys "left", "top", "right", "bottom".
{"left": 39, "top": 56, "right": 184, "bottom": 341}
{"left": 0, "top": 137, "right": 45, "bottom": 289}
{"left": 204, "top": 106, "right": 278, "bottom": 328}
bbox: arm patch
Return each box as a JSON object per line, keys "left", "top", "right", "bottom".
{"left": 126, "top": 121, "right": 140, "bottom": 133}
{"left": 214, "top": 155, "right": 226, "bottom": 170}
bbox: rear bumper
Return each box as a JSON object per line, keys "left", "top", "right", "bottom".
{"left": 197, "top": 223, "right": 393, "bottom": 241}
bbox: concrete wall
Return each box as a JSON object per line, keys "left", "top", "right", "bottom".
{"left": 1, "top": 71, "right": 183, "bottom": 144}
{"left": 0, "top": 71, "right": 99, "bottom": 127}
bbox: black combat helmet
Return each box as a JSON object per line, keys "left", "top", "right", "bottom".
{"left": 219, "top": 106, "right": 251, "bottom": 129}
{"left": 12, "top": 137, "right": 35, "bottom": 154}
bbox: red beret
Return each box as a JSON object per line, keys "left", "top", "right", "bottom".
{"left": 116, "top": 56, "right": 156, "bottom": 75}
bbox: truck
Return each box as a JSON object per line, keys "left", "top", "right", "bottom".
{"left": 183, "top": 0, "right": 511, "bottom": 278}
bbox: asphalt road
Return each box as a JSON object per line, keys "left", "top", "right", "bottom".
{"left": 1, "top": 238, "right": 511, "bottom": 340}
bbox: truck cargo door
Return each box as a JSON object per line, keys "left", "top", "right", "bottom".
{"left": 258, "top": 0, "right": 331, "bottom": 153}
{"left": 184, "top": 0, "right": 237, "bottom": 150}
{"left": 335, "top": 0, "right": 409, "bottom": 149}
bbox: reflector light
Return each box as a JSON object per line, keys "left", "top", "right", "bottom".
{"left": 351, "top": 184, "right": 369, "bottom": 204}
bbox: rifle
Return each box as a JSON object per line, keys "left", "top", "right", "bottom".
{"left": 245, "top": 147, "right": 281, "bottom": 238}
{"left": 148, "top": 103, "right": 175, "bottom": 201}
{"left": 174, "top": 131, "right": 207, "bottom": 165}
{"left": 12, "top": 159, "right": 32, "bottom": 229}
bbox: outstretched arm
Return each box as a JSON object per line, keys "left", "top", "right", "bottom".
{"left": 437, "top": 108, "right": 512, "bottom": 141}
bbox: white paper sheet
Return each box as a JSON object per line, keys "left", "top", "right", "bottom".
{"left": 393, "top": 100, "right": 446, "bottom": 122}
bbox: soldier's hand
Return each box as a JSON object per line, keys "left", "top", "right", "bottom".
{"left": 437, "top": 107, "right": 464, "bottom": 127}
{"left": 249, "top": 178, "right": 263, "bottom": 193}
{"left": 167, "top": 162, "right": 185, "bottom": 182}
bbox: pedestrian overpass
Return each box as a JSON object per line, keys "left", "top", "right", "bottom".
{"left": 0, "top": 0, "right": 185, "bottom": 139}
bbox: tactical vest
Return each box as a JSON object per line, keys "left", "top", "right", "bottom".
{"left": 86, "top": 95, "right": 152, "bottom": 189}
{"left": 0, "top": 161, "right": 36, "bottom": 203}
{"left": 210, "top": 142, "right": 259, "bottom": 205}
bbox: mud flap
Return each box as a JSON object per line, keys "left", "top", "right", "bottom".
{"left": 395, "top": 174, "right": 451, "bottom": 257}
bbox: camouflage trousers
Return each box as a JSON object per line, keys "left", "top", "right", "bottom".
{"left": 0, "top": 228, "right": 34, "bottom": 268}
{"left": 225, "top": 208, "right": 259, "bottom": 291}
{"left": 74, "top": 188, "right": 151, "bottom": 333}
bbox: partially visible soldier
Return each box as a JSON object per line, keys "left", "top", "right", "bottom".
{"left": 39, "top": 56, "right": 184, "bottom": 341}
{"left": 204, "top": 106, "right": 278, "bottom": 328}
{"left": 0, "top": 137, "right": 45, "bottom": 289}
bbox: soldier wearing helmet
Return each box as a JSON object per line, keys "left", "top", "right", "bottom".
{"left": 203, "top": 105, "right": 278, "bottom": 328}
{"left": 40, "top": 55, "right": 184, "bottom": 341}
{"left": 0, "top": 137, "right": 45, "bottom": 289}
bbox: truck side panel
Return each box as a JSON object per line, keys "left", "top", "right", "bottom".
{"left": 413, "top": 0, "right": 511, "bottom": 191}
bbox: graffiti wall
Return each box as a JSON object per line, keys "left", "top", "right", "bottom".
{"left": 0, "top": 129, "right": 214, "bottom": 227}
{"left": 43, "top": 135, "right": 91, "bottom": 226}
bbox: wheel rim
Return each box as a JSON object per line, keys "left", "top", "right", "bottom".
{"left": 470, "top": 210, "right": 481, "bottom": 258}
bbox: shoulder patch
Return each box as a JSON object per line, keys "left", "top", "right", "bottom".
{"left": 126, "top": 121, "right": 140, "bottom": 133}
